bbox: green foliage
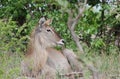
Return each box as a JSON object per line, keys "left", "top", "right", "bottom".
{"left": 0, "top": 0, "right": 119, "bottom": 53}
{"left": 87, "top": 0, "right": 100, "bottom": 6}
{"left": 0, "top": 18, "right": 29, "bottom": 52}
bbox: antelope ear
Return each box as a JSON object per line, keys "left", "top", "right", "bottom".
{"left": 44, "top": 19, "right": 52, "bottom": 26}
{"left": 39, "top": 17, "right": 46, "bottom": 27}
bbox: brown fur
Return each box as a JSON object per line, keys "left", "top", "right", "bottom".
{"left": 21, "top": 17, "right": 82, "bottom": 79}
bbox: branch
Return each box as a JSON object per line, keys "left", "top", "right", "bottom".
{"left": 67, "top": 0, "right": 87, "bottom": 54}
{"left": 60, "top": 71, "right": 83, "bottom": 78}
{"left": 67, "top": 0, "right": 100, "bottom": 79}
{"left": 71, "top": 0, "right": 87, "bottom": 30}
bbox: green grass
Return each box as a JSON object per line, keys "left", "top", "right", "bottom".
{"left": 0, "top": 52, "right": 22, "bottom": 79}
{"left": 0, "top": 49, "right": 119, "bottom": 79}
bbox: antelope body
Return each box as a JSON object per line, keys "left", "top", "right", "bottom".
{"left": 21, "top": 17, "right": 82, "bottom": 79}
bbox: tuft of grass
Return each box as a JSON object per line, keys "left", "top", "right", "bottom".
{"left": 0, "top": 48, "right": 120, "bottom": 79}
{"left": 78, "top": 49, "right": 120, "bottom": 79}
{"left": 0, "top": 52, "right": 23, "bottom": 79}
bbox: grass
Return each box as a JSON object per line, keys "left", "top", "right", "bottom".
{"left": 0, "top": 49, "right": 120, "bottom": 79}
{"left": 0, "top": 52, "right": 22, "bottom": 79}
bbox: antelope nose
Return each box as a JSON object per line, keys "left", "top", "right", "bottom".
{"left": 58, "top": 39, "right": 65, "bottom": 45}
{"left": 61, "top": 39, "right": 65, "bottom": 43}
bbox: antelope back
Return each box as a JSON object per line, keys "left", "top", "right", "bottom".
{"left": 32, "top": 17, "right": 64, "bottom": 48}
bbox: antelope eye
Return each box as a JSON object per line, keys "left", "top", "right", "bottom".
{"left": 47, "top": 29, "right": 51, "bottom": 32}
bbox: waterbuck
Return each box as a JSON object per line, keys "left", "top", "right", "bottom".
{"left": 21, "top": 17, "right": 82, "bottom": 79}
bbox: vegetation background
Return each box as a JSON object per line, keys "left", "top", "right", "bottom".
{"left": 0, "top": 0, "right": 120, "bottom": 79}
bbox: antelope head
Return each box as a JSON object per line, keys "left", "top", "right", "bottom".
{"left": 34, "top": 17, "right": 65, "bottom": 48}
